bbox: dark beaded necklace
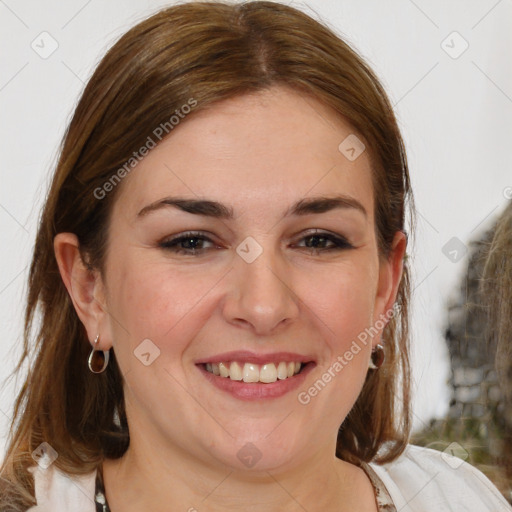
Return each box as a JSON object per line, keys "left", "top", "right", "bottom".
{"left": 95, "top": 465, "right": 111, "bottom": 512}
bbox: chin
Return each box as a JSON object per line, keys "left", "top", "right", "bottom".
{"left": 204, "top": 433, "right": 305, "bottom": 474}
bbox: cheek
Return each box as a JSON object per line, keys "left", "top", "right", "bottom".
{"left": 295, "top": 261, "right": 377, "bottom": 417}
{"left": 302, "top": 261, "right": 377, "bottom": 348}
{"left": 106, "top": 256, "right": 222, "bottom": 352}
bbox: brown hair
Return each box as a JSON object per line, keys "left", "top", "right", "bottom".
{"left": 482, "top": 202, "right": 512, "bottom": 396}
{"left": 0, "top": 1, "right": 414, "bottom": 508}
{"left": 481, "top": 202, "right": 512, "bottom": 481}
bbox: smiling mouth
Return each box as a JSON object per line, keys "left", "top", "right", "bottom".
{"left": 202, "top": 361, "right": 306, "bottom": 383}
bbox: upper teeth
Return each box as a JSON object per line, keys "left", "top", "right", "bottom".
{"left": 205, "top": 361, "right": 302, "bottom": 383}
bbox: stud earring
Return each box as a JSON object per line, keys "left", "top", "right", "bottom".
{"left": 369, "top": 344, "right": 385, "bottom": 370}
{"left": 88, "top": 334, "right": 110, "bottom": 373}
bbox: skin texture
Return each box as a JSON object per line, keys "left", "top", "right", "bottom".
{"left": 54, "top": 86, "right": 406, "bottom": 511}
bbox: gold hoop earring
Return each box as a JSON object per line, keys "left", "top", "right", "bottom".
{"left": 88, "top": 334, "right": 110, "bottom": 374}
{"left": 369, "top": 344, "right": 385, "bottom": 370}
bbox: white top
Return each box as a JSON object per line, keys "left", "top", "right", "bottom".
{"left": 26, "top": 444, "right": 512, "bottom": 511}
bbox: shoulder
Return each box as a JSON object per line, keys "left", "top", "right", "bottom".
{"left": 26, "top": 464, "right": 97, "bottom": 511}
{"left": 369, "top": 444, "right": 512, "bottom": 512}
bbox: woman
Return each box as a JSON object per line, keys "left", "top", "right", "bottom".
{"left": 1, "top": 2, "right": 510, "bottom": 511}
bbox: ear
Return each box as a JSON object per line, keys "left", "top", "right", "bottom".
{"left": 53, "top": 232, "right": 112, "bottom": 350}
{"left": 371, "top": 230, "right": 407, "bottom": 348}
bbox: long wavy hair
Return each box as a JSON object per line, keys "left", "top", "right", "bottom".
{"left": 481, "top": 202, "right": 512, "bottom": 482}
{"left": 482, "top": 202, "right": 512, "bottom": 397}
{"left": 0, "top": 2, "right": 414, "bottom": 509}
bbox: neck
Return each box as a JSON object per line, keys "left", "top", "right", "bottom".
{"left": 102, "top": 436, "right": 376, "bottom": 512}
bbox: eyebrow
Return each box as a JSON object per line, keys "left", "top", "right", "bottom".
{"left": 136, "top": 195, "right": 367, "bottom": 219}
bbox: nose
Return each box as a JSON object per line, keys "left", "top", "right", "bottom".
{"left": 221, "top": 246, "right": 300, "bottom": 335}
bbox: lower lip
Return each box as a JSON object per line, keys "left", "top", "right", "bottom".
{"left": 197, "top": 363, "right": 315, "bottom": 401}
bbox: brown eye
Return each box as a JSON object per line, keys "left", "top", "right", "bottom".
{"left": 304, "top": 234, "right": 333, "bottom": 249}
{"left": 296, "top": 231, "right": 353, "bottom": 252}
{"left": 160, "top": 232, "right": 217, "bottom": 255}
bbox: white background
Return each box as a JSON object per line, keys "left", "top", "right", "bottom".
{"left": 1, "top": 0, "right": 511, "bottom": 459}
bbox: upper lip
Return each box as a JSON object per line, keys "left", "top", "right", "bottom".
{"left": 195, "top": 350, "right": 314, "bottom": 365}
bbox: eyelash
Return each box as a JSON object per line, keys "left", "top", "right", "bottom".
{"left": 159, "top": 230, "right": 354, "bottom": 255}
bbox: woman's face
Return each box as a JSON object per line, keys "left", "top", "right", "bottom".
{"left": 95, "top": 86, "right": 404, "bottom": 472}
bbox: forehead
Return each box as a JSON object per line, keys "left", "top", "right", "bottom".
{"left": 112, "top": 86, "right": 374, "bottom": 221}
